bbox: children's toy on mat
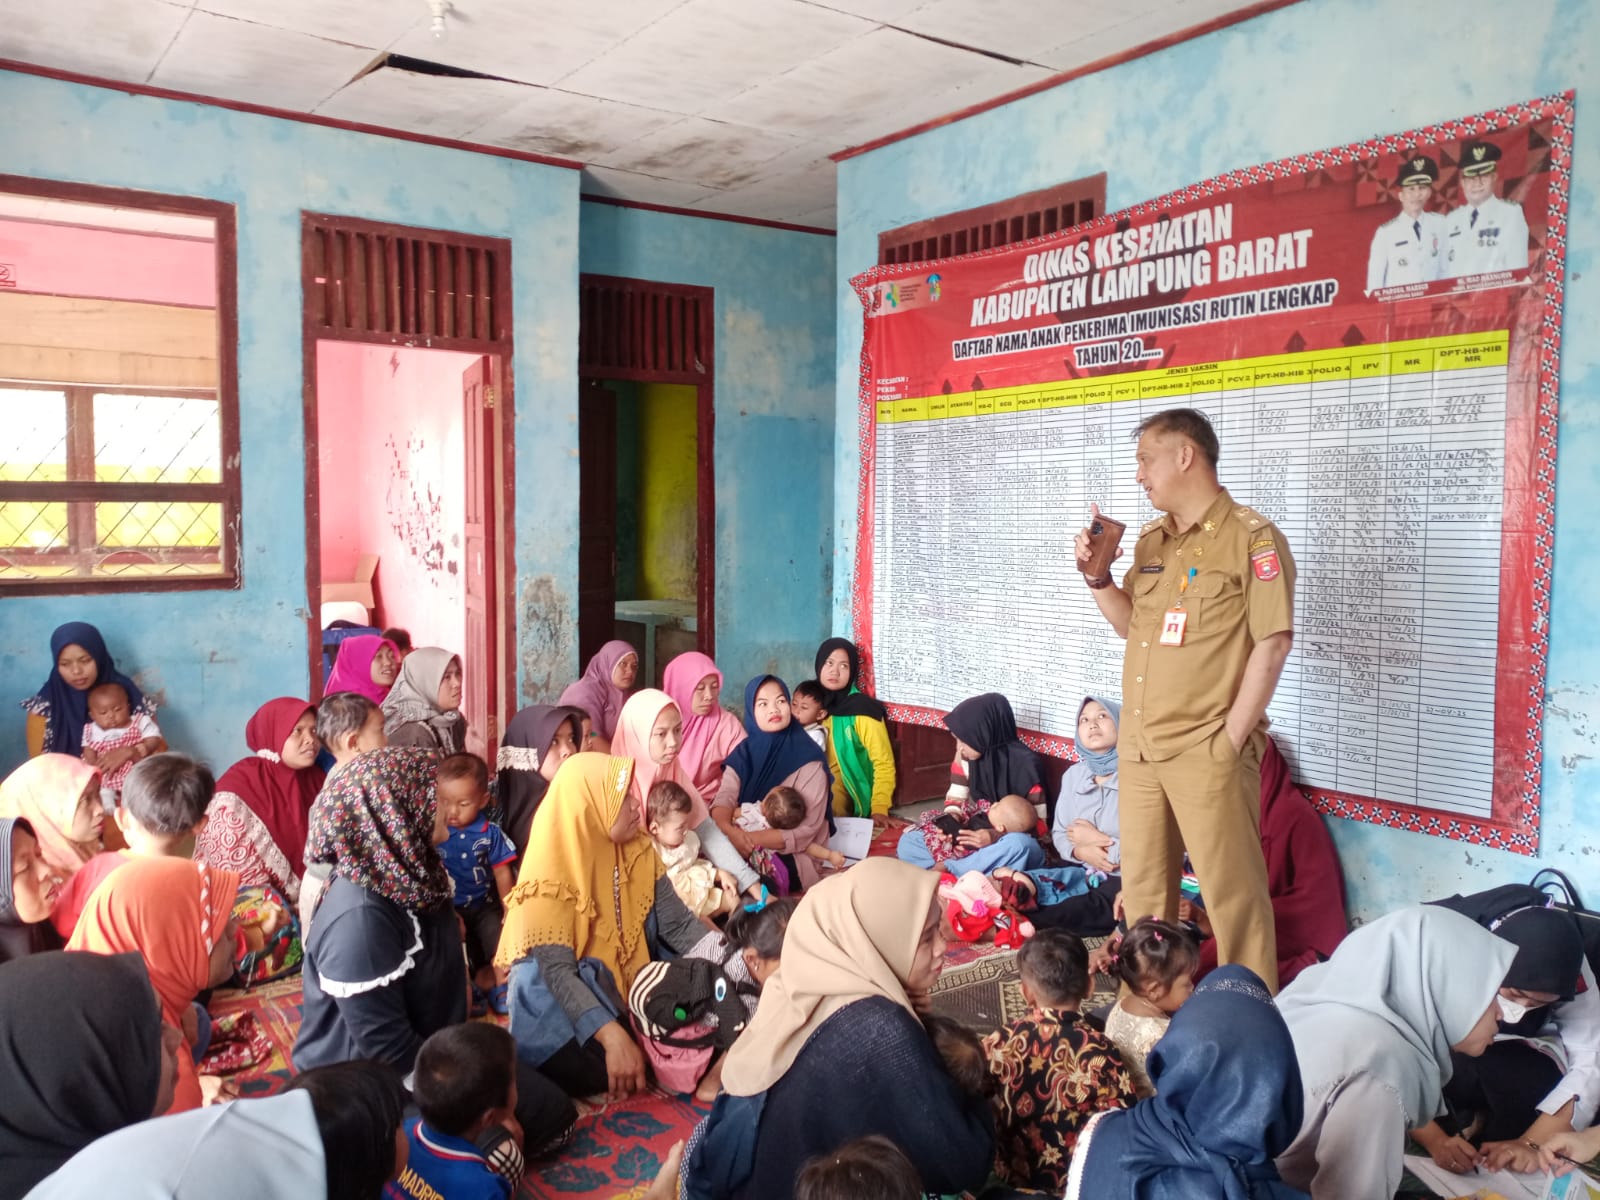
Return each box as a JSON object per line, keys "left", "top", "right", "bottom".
{"left": 939, "top": 870, "right": 1035, "bottom": 945}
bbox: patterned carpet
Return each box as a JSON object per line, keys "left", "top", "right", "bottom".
{"left": 930, "top": 936, "right": 1117, "bottom": 1036}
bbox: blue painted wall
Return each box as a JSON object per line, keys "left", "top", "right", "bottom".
{"left": 580, "top": 202, "right": 837, "bottom": 702}
{"left": 0, "top": 70, "right": 581, "bottom": 773}
{"left": 831, "top": 0, "right": 1600, "bottom": 918}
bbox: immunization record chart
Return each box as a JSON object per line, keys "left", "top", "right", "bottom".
{"left": 869, "top": 330, "right": 1508, "bottom": 817}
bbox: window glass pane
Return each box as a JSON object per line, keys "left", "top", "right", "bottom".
{"left": 97, "top": 500, "right": 222, "bottom": 548}
{"left": 93, "top": 394, "right": 220, "bottom": 484}
{"left": 0, "top": 500, "right": 68, "bottom": 550}
{"left": 0, "top": 390, "right": 68, "bottom": 482}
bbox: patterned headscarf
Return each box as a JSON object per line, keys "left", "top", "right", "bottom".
{"left": 303, "top": 747, "right": 452, "bottom": 911}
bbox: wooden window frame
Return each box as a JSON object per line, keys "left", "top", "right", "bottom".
{"left": 0, "top": 174, "right": 240, "bottom": 596}
{"left": 878, "top": 174, "right": 1108, "bottom": 265}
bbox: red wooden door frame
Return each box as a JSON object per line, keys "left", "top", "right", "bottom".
{"left": 577, "top": 275, "right": 715, "bottom": 655}
{"left": 300, "top": 215, "right": 516, "bottom": 749}
{"left": 461, "top": 355, "right": 497, "bottom": 760}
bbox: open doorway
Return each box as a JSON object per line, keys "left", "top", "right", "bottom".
{"left": 301, "top": 215, "right": 513, "bottom": 760}
{"left": 577, "top": 276, "right": 714, "bottom": 687}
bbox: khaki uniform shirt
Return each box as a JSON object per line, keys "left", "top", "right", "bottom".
{"left": 1119, "top": 488, "right": 1296, "bottom": 762}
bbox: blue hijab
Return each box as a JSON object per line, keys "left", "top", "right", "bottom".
{"left": 1075, "top": 694, "right": 1121, "bottom": 777}
{"left": 1072, "top": 966, "right": 1308, "bottom": 1200}
{"left": 31, "top": 623, "right": 146, "bottom": 757}
{"left": 723, "top": 676, "right": 830, "bottom": 809}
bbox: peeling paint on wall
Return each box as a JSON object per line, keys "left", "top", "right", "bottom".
{"left": 518, "top": 574, "right": 575, "bottom": 704}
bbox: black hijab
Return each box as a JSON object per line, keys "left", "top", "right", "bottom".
{"left": 813, "top": 638, "right": 888, "bottom": 722}
{"left": 496, "top": 704, "right": 584, "bottom": 853}
{"left": 0, "top": 950, "right": 165, "bottom": 1199}
{"left": 1433, "top": 885, "right": 1585, "bottom": 1001}
{"left": 945, "top": 692, "right": 1043, "bottom": 803}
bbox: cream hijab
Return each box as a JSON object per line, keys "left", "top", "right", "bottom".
{"left": 721, "top": 857, "right": 939, "bottom": 1097}
{"left": 1276, "top": 904, "right": 1516, "bottom": 1125}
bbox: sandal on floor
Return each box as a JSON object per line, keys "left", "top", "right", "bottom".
{"left": 469, "top": 985, "right": 489, "bottom": 1018}
{"left": 489, "top": 982, "right": 510, "bottom": 1016}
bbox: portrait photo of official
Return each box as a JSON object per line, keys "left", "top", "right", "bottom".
{"left": 1365, "top": 153, "right": 1448, "bottom": 293}
{"left": 1444, "top": 138, "right": 1531, "bottom": 277}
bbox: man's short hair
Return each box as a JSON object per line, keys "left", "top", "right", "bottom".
{"left": 413, "top": 1023, "right": 515, "bottom": 1137}
{"left": 1132, "top": 407, "right": 1220, "bottom": 468}
{"left": 122, "top": 754, "right": 214, "bottom": 834}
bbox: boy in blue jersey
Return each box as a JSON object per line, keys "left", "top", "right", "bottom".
{"left": 436, "top": 752, "right": 517, "bottom": 1014}
{"left": 386, "top": 1023, "right": 524, "bottom": 1200}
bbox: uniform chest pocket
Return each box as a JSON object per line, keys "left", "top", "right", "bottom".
{"left": 1130, "top": 571, "right": 1166, "bottom": 621}
{"left": 1182, "top": 572, "right": 1238, "bottom": 632}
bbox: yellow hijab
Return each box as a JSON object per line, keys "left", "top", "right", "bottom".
{"left": 721, "top": 857, "right": 940, "bottom": 1097}
{"left": 494, "top": 753, "right": 662, "bottom": 989}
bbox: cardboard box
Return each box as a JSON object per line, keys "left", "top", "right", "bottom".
{"left": 322, "top": 553, "right": 378, "bottom": 612}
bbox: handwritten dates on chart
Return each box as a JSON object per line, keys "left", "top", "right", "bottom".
{"left": 872, "top": 332, "right": 1510, "bottom": 818}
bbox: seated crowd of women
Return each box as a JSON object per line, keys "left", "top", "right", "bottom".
{"left": 4, "top": 620, "right": 1599, "bottom": 1200}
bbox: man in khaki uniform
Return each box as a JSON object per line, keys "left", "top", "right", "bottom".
{"left": 1074, "top": 408, "right": 1295, "bottom": 990}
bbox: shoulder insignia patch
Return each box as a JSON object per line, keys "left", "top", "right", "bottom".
{"left": 1140, "top": 517, "right": 1166, "bottom": 536}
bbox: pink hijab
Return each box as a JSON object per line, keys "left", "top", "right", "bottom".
{"left": 558, "top": 640, "right": 638, "bottom": 741}
{"left": 610, "top": 689, "right": 707, "bottom": 825}
{"left": 324, "top": 635, "right": 399, "bottom": 705}
{"left": 663, "top": 652, "right": 746, "bottom": 805}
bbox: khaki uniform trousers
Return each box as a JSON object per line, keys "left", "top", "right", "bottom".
{"left": 1118, "top": 724, "right": 1278, "bottom": 993}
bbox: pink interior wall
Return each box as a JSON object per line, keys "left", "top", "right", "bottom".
{"left": 316, "top": 341, "right": 481, "bottom": 662}
{"left": 0, "top": 220, "right": 217, "bottom": 307}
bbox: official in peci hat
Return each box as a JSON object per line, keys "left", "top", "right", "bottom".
{"left": 1366, "top": 151, "right": 1447, "bottom": 292}
{"left": 1445, "top": 138, "right": 1528, "bottom": 277}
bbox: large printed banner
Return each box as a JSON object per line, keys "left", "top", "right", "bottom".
{"left": 851, "top": 93, "right": 1573, "bottom": 853}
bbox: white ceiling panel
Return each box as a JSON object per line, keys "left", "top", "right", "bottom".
{"left": 315, "top": 66, "right": 535, "bottom": 139}
{"left": 556, "top": 0, "right": 873, "bottom": 112}
{"left": 703, "top": 25, "right": 1042, "bottom": 141}
{"left": 192, "top": 0, "right": 419, "bottom": 51}
{"left": 386, "top": 0, "right": 690, "bottom": 88}
{"left": 793, "top": 0, "right": 929, "bottom": 20}
{"left": 149, "top": 11, "right": 379, "bottom": 108}
{"left": 0, "top": 0, "right": 190, "bottom": 84}
{"left": 467, "top": 89, "right": 680, "bottom": 161}
{"left": 595, "top": 116, "right": 802, "bottom": 189}
{"left": 580, "top": 165, "right": 721, "bottom": 208}
{"left": 895, "top": 0, "right": 1159, "bottom": 65}
{"left": 686, "top": 161, "right": 838, "bottom": 221}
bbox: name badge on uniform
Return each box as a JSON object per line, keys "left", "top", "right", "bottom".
{"left": 1159, "top": 609, "right": 1188, "bottom": 646}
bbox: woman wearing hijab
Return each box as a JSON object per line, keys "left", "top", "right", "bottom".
{"left": 711, "top": 676, "right": 832, "bottom": 893}
{"left": 22, "top": 621, "right": 160, "bottom": 759}
{"left": 381, "top": 647, "right": 467, "bottom": 753}
{"left": 1190, "top": 738, "right": 1347, "bottom": 988}
{"left": 27, "top": 1060, "right": 410, "bottom": 1200}
{"left": 1274, "top": 905, "right": 1517, "bottom": 1197}
{"left": 323, "top": 634, "right": 401, "bottom": 705}
{"left": 0, "top": 951, "right": 182, "bottom": 1200}
{"left": 612, "top": 689, "right": 760, "bottom": 896}
{"left": 1066, "top": 965, "right": 1308, "bottom": 1200}
{"left": 295, "top": 745, "right": 575, "bottom": 1157}
{"left": 558, "top": 640, "right": 639, "bottom": 751}
{"left": 665, "top": 652, "right": 747, "bottom": 806}
{"left": 1023, "top": 696, "right": 1126, "bottom": 935}
{"left": 682, "top": 858, "right": 992, "bottom": 1199}
{"left": 1412, "top": 887, "right": 1595, "bottom": 1175}
{"left": 66, "top": 856, "right": 240, "bottom": 1114}
{"left": 494, "top": 703, "right": 583, "bottom": 852}
{"left": 0, "top": 755, "right": 105, "bottom": 880}
{"left": 0, "top": 817, "right": 64, "bottom": 964}
{"left": 499, "top": 753, "right": 711, "bottom": 1101}
{"left": 193, "top": 698, "right": 324, "bottom": 904}
{"left": 814, "top": 638, "right": 896, "bottom": 820}
{"left": 943, "top": 691, "right": 1045, "bottom": 808}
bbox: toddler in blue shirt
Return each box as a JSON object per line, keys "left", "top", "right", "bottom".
{"left": 385, "top": 1023, "right": 524, "bottom": 1200}
{"left": 436, "top": 752, "right": 516, "bottom": 1015}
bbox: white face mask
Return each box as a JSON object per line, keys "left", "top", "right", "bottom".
{"left": 1497, "top": 995, "right": 1531, "bottom": 1025}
